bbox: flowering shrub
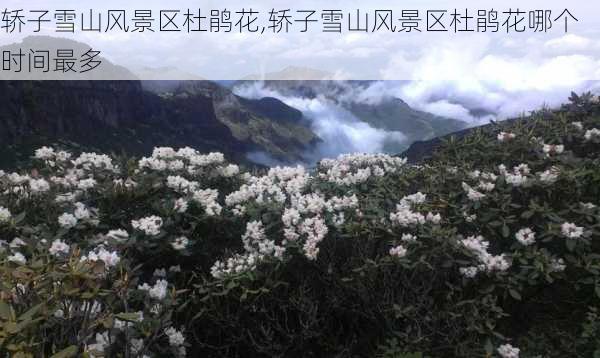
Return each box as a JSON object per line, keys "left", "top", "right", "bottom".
{"left": 1, "top": 94, "right": 600, "bottom": 357}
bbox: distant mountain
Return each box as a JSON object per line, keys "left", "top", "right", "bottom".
{"left": 242, "top": 66, "right": 335, "bottom": 80}
{"left": 0, "top": 80, "right": 320, "bottom": 168}
{"left": 133, "top": 67, "right": 206, "bottom": 81}
{"left": 235, "top": 80, "right": 468, "bottom": 153}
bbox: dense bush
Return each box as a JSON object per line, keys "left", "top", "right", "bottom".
{"left": 1, "top": 93, "right": 600, "bottom": 357}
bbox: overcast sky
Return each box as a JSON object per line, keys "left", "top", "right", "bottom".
{"left": 1, "top": 0, "right": 599, "bottom": 124}
{"left": 0, "top": 0, "right": 598, "bottom": 81}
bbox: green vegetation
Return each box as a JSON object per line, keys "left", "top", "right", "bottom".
{"left": 0, "top": 93, "right": 599, "bottom": 357}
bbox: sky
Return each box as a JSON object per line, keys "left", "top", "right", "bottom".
{"left": 0, "top": 0, "right": 598, "bottom": 81}
{"left": 0, "top": 0, "right": 599, "bottom": 134}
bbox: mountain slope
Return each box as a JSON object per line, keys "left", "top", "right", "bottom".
{"left": 0, "top": 80, "right": 320, "bottom": 168}
{"left": 402, "top": 92, "right": 600, "bottom": 163}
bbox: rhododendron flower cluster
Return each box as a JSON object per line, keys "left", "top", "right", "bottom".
{"left": 49, "top": 239, "right": 70, "bottom": 257}
{"left": 515, "top": 228, "right": 536, "bottom": 246}
{"left": 501, "top": 163, "right": 531, "bottom": 187}
{"left": 584, "top": 128, "right": 600, "bottom": 142}
{"left": 318, "top": 153, "right": 407, "bottom": 185}
{"left": 81, "top": 247, "right": 121, "bottom": 268}
{"left": 497, "top": 343, "right": 520, "bottom": 358}
{"left": 561, "top": 222, "right": 584, "bottom": 239}
{"left": 1, "top": 124, "right": 599, "bottom": 358}
{"left": 389, "top": 192, "right": 440, "bottom": 227}
{"left": 138, "top": 146, "right": 227, "bottom": 174}
{"left": 132, "top": 216, "right": 163, "bottom": 236}
{"left": 138, "top": 279, "right": 169, "bottom": 300}
{"left": 497, "top": 132, "right": 516, "bottom": 142}
{"left": 542, "top": 143, "right": 564, "bottom": 156}
{"left": 0, "top": 206, "right": 11, "bottom": 223}
{"left": 460, "top": 235, "right": 511, "bottom": 276}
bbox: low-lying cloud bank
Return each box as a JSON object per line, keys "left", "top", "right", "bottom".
{"left": 234, "top": 82, "right": 407, "bottom": 165}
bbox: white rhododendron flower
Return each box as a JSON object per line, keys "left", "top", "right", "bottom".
{"left": 462, "top": 183, "right": 486, "bottom": 201}
{"left": 49, "top": 240, "right": 70, "bottom": 257}
{"left": 542, "top": 144, "right": 564, "bottom": 156}
{"left": 318, "top": 153, "right": 407, "bottom": 186}
{"left": 0, "top": 207, "right": 11, "bottom": 223}
{"left": 500, "top": 163, "right": 531, "bottom": 187}
{"left": 497, "top": 343, "right": 520, "bottom": 358}
{"left": 167, "top": 176, "right": 198, "bottom": 193}
{"left": 389, "top": 245, "right": 407, "bottom": 258}
{"left": 114, "top": 311, "right": 143, "bottom": 330}
{"left": 218, "top": 164, "right": 240, "bottom": 177}
{"left": 73, "top": 152, "right": 117, "bottom": 172}
{"left": 58, "top": 213, "right": 78, "bottom": 229}
{"left": 10, "top": 238, "right": 26, "bottom": 248}
{"left": 174, "top": 198, "right": 189, "bottom": 213}
{"left": 426, "top": 212, "right": 442, "bottom": 224}
{"left": 132, "top": 216, "right": 163, "bottom": 236}
{"left": 154, "top": 268, "right": 167, "bottom": 277}
{"left": 401, "top": 233, "right": 417, "bottom": 243}
{"left": 138, "top": 279, "right": 169, "bottom": 300}
{"left": 81, "top": 247, "right": 121, "bottom": 268}
{"left": 561, "top": 222, "right": 584, "bottom": 239}
{"left": 77, "top": 178, "right": 97, "bottom": 191}
{"left": 35, "top": 146, "right": 56, "bottom": 159}
{"left": 515, "top": 228, "right": 536, "bottom": 246}
{"left": 86, "top": 332, "right": 110, "bottom": 356}
{"left": 497, "top": 132, "right": 516, "bottom": 142}
{"left": 171, "top": 236, "right": 189, "bottom": 250}
{"left": 584, "top": 128, "right": 600, "bottom": 142}
{"left": 165, "top": 327, "right": 186, "bottom": 347}
{"left": 193, "top": 189, "right": 222, "bottom": 216}
{"left": 550, "top": 258, "right": 567, "bottom": 272}
{"left": 29, "top": 178, "right": 51, "bottom": 193}
{"left": 106, "top": 229, "right": 129, "bottom": 242}
{"left": 571, "top": 122, "right": 583, "bottom": 130}
{"left": 8, "top": 252, "right": 26, "bottom": 265}
{"left": 73, "top": 202, "right": 92, "bottom": 220}
{"left": 389, "top": 192, "right": 429, "bottom": 227}
{"left": 461, "top": 235, "right": 510, "bottom": 273}
{"left": 477, "top": 181, "right": 495, "bottom": 192}
{"left": 7, "top": 172, "right": 30, "bottom": 184}
{"left": 538, "top": 167, "right": 559, "bottom": 184}
{"left": 459, "top": 266, "right": 479, "bottom": 278}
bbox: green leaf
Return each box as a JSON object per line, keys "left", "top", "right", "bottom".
{"left": 13, "top": 212, "right": 26, "bottom": 224}
{"left": 502, "top": 224, "right": 510, "bottom": 238}
{"left": 509, "top": 289, "right": 522, "bottom": 301}
{"left": 115, "top": 312, "right": 142, "bottom": 322}
{"left": 18, "top": 303, "right": 44, "bottom": 322}
{"left": 51, "top": 346, "right": 78, "bottom": 358}
{"left": 0, "top": 300, "right": 13, "bottom": 320}
{"left": 566, "top": 238, "right": 576, "bottom": 252}
{"left": 521, "top": 210, "right": 534, "bottom": 219}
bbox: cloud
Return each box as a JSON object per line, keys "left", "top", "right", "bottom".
{"left": 234, "top": 82, "right": 407, "bottom": 163}
{"left": 374, "top": 32, "right": 600, "bottom": 124}
{"left": 544, "top": 34, "right": 594, "bottom": 52}
{"left": 4, "top": 0, "right": 598, "bottom": 80}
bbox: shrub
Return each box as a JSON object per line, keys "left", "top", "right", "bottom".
{"left": 1, "top": 94, "right": 600, "bottom": 357}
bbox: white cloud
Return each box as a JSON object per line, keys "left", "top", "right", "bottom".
{"left": 234, "top": 82, "right": 408, "bottom": 161}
